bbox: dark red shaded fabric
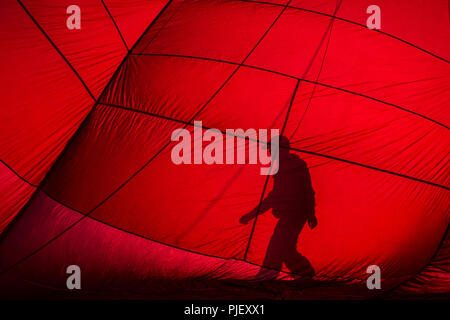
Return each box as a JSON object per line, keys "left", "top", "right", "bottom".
{"left": 0, "top": 0, "right": 448, "bottom": 298}
{"left": 0, "top": 162, "right": 35, "bottom": 233}
{"left": 389, "top": 227, "right": 450, "bottom": 297}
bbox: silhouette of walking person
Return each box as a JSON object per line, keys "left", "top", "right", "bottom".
{"left": 240, "top": 136, "right": 317, "bottom": 280}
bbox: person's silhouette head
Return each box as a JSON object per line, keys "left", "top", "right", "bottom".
{"left": 266, "top": 135, "right": 290, "bottom": 157}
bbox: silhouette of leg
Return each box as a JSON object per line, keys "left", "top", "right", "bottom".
{"left": 279, "top": 218, "right": 315, "bottom": 279}
{"left": 254, "top": 223, "right": 285, "bottom": 280}
{"left": 285, "top": 251, "right": 315, "bottom": 278}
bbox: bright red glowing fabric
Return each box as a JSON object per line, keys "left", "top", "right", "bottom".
{"left": 0, "top": 0, "right": 448, "bottom": 298}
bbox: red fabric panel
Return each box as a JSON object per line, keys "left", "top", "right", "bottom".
{"left": 0, "top": 0, "right": 93, "bottom": 232}
{"left": 0, "top": 0, "right": 168, "bottom": 234}
{"left": 291, "top": 0, "right": 450, "bottom": 61}
{"left": 390, "top": 228, "right": 450, "bottom": 297}
{"left": 318, "top": 19, "right": 449, "bottom": 127}
{"left": 133, "top": 0, "right": 284, "bottom": 62}
{"left": 283, "top": 83, "right": 449, "bottom": 188}
{"left": 0, "top": 0, "right": 93, "bottom": 184}
{"left": 103, "top": 0, "right": 169, "bottom": 49}
{"left": 101, "top": 55, "right": 238, "bottom": 119}
{"left": 42, "top": 105, "right": 187, "bottom": 213}
{"left": 336, "top": 0, "right": 450, "bottom": 61}
{"left": 246, "top": 7, "right": 335, "bottom": 81}
{"left": 0, "top": 163, "right": 35, "bottom": 233}
{"left": 89, "top": 134, "right": 267, "bottom": 259}
{"left": 44, "top": 122, "right": 268, "bottom": 259}
{"left": 21, "top": 0, "right": 128, "bottom": 98}
{"left": 290, "top": 0, "right": 338, "bottom": 15}
{"left": 196, "top": 66, "right": 295, "bottom": 130}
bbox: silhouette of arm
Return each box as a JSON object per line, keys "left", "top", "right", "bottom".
{"left": 239, "top": 191, "right": 273, "bottom": 225}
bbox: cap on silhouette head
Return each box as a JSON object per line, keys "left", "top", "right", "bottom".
{"left": 263, "top": 135, "right": 290, "bottom": 147}
{"left": 264, "top": 135, "right": 290, "bottom": 156}
{"left": 279, "top": 135, "right": 290, "bottom": 148}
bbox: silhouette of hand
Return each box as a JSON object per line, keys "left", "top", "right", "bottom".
{"left": 239, "top": 213, "right": 254, "bottom": 225}
{"left": 308, "top": 216, "right": 317, "bottom": 229}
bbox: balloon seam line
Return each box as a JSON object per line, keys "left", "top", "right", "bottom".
{"left": 16, "top": 0, "right": 96, "bottom": 101}
{"left": 101, "top": 0, "right": 129, "bottom": 51}
{"left": 235, "top": 0, "right": 449, "bottom": 63}
{"left": 130, "top": 52, "right": 449, "bottom": 130}
{"left": 97, "top": 101, "right": 450, "bottom": 191}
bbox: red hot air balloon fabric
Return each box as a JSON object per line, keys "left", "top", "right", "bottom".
{"left": 0, "top": 0, "right": 448, "bottom": 299}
